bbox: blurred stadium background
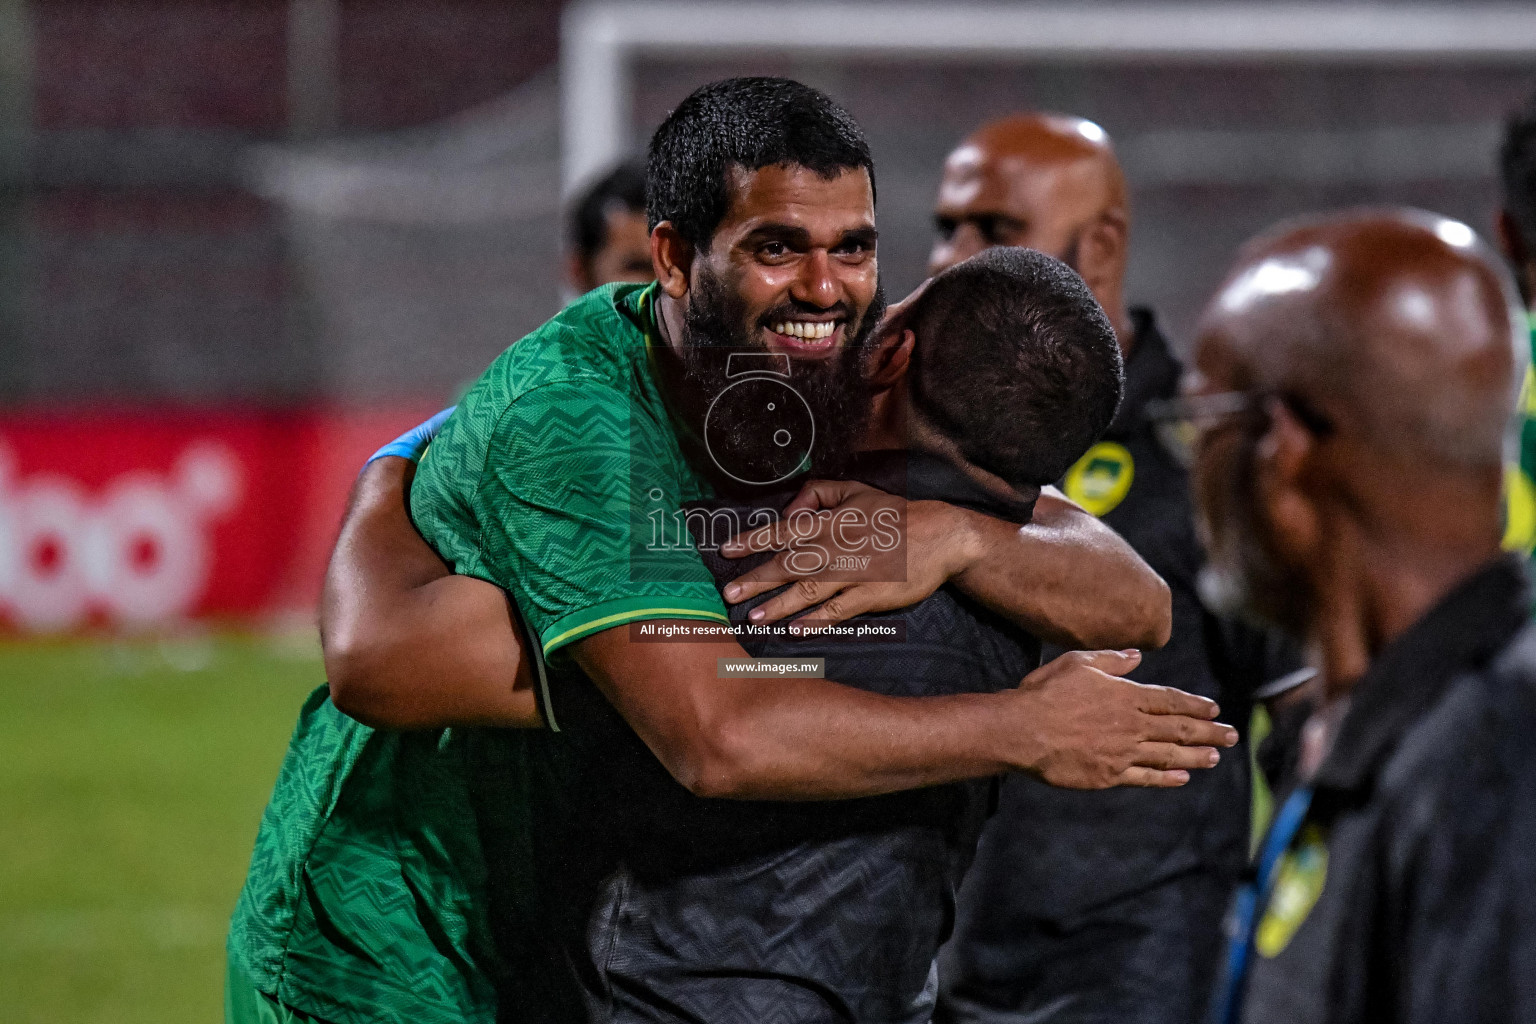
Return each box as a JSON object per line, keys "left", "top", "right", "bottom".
{"left": 1, "top": 2, "right": 1533, "bottom": 1021}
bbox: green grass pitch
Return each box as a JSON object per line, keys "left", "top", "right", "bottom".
{"left": 0, "top": 632, "right": 1277, "bottom": 1023}
{"left": 0, "top": 633, "right": 323, "bottom": 1024}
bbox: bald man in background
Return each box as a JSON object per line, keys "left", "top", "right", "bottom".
{"left": 934, "top": 114, "right": 1306, "bottom": 1024}
{"left": 1192, "top": 210, "right": 1536, "bottom": 1024}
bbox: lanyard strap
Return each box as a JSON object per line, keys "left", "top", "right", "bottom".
{"left": 1210, "top": 785, "right": 1315, "bottom": 1024}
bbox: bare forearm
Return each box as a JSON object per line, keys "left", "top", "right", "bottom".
{"left": 577, "top": 631, "right": 1019, "bottom": 800}
{"left": 954, "top": 491, "right": 1170, "bottom": 650}
{"left": 321, "top": 460, "right": 538, "bottom": 729}
{"left": 578, "top": 627, "right": 1231, "bottom": 800}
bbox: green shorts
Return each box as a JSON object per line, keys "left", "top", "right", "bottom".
{"left": 225, "top": 952, "right": 333, "bottom": 1024}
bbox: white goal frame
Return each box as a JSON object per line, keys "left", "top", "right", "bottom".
{"left": 560, "top": 2, "right": 1536, "bottom": 189}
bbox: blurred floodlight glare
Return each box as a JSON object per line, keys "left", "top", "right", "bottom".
{"left": 1433, "top": 218, "right": 1478, "bottom": 250}
{"left": 1217, "top": 251, "right": 1330, "bottom": 313}
{"left": 1075, "top": 120, "right": 1109, "bottom": 145}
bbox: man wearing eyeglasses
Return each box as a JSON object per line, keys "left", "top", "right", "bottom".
{"left": 1194, "top": 209, "right": 1536, "bottom": 1024}
{"left": 932, "top": 113, "right": 1308, "bottom": 1024}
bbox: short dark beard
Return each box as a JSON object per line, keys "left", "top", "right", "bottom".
{"left": 1198, "top": 426, "right": 1312, "bottom": 637}
{"left": 674, "top": 267, "right": 887, "bottom": 489}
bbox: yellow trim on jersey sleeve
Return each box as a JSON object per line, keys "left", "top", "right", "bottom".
{"left": 541, "top": 596, "right": 730, "bottom": 656}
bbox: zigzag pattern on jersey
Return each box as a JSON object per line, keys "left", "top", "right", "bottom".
{"left": 228, "top": 687, "right": 375, "bottom": 988}
{"left": 275, "top": 727, "right": 500, "bottom": 1024}
{"left": 230, "top": 282, "right": 702, "bottom": 1024}
{"left": 470, "top": 380, "right": 721, "bottom": 631}
{"left": 231, "top": 697, "right": 500, "bottom": 1024}
{"left": 411, "top": 282, "right": 664, "bottom": 587}
{"left": 414, "top": 285, "right": 721, "bottom": 649}
{"left": 600, "top": 829, "right": 952, "bottom": 1024}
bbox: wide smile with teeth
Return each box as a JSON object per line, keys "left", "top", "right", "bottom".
{"left": 768, "top": 321, "right": 839, "bottom": 345}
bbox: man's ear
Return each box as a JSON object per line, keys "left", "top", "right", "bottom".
{"left": 566, "top": 253, "right": 594, "bottom": 295}
{"left": 866, "top": 279, "right": 931, "bottom": 387}
{"left": 866, "top": 326, "right": 916, "bottom": 388}
{"left": 650, "top": 222, "right": 693, "bottom": 300}
{"left": 1254, "top": 398, "right": 1322, "bottom": 568}
{"left": 1075, "top": 209, "right": 1128, "bottom": 296}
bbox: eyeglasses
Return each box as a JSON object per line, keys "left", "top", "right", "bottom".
{"left": 1144, "top": 391, "right": 1334, "bottom": 467}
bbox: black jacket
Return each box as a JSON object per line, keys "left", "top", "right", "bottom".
{"left": 1240, "top": 555, "right": 1536, "bottom": 1024}
{"left": 475, "top": 451, "right": 1041, "bottom": 1024}
{"left": 940, "top": 310, "right": 1303, "bottom": 1024}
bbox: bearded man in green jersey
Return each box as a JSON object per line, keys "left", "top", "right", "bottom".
{"left": 1497, "top": 91, "right": 1536, "bottom": 555}
{"left": 227, "top": 77, "right": 1236, "bottom": 1024}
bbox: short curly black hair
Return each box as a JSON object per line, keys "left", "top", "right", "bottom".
{"left": 569, "top": 161, "right": 647, "bottom": 259}
{"left": 909, "top": 247, "right": 1124, "bottom": 488}
{"left": 646, "top": 77, "right": 875, "bottom": 250}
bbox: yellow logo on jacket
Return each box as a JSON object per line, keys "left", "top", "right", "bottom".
{"left": 1256, "top": 824, "right": 1329, "bottom": 958}
{"left": 1063, "top": 442, "right": 1134, "bottom": 517}
{"left": 1504, "top": 462, "right": 1536, "bottom": 555}
{"left": 1507, "top": 358, "right": 1536, "bottom": 554}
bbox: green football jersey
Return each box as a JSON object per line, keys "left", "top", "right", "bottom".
{"left": 410, "top": 280, "right": 728, "bottom": 680}
{"left": 226, "top": 689, "right": 498, "bottom": 1024}
{"left": 227, "top": 282, "right": 726, "bottom": 1024}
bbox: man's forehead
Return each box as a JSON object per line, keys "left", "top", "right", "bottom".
{"left": 721, "top": 163, "right": 874, "bottom": 224}
{"left": 1193, "top": 295, "right": 1305, "bottom": 397}
{"left": 602, "top": 205, "right": 650, "bottom": 237}
{"left": 937, "top": 147, "right": 1076, "bottom": 211}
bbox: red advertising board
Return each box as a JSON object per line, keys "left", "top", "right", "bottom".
{"left": 0, "top": 406, "right": 439, "bottom": 633}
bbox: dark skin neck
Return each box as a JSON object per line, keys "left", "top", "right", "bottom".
{"left": 655, "top": 289, "right": 687, "bottom": 357}
{"left": 1295, "top": 469, "right": 1500, "bottom": 778}
{"left": 1309, "top": 471, "right": 1503, "bottom": 698}
{"left": 861, "top": 379, "right": 905, "bottom": 452}
{"left": 647, "top": 292, "right": 711, "bottom": 438}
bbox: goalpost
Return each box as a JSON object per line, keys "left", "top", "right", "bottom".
{"left": 559, "top": 1, "right": 1536, "bottom": 190}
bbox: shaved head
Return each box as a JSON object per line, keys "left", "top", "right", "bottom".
{"left": 1198, "top": 209, "right": 1523, "bottom": 469}
{"left": 1189, "top": 208, "right": 1524, "bottom": 639}
{"left": 930, "top": 113, "right": 1132, "bottom": 344}
{"left": 951, "top": 113, "right": 1128, "bottom": 221}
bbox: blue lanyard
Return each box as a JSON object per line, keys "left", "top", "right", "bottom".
{"left": 1210, "top": 785, "right": 1316, "bottom": 1024}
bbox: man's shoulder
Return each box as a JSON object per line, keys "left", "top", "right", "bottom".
{"left": 1408, "top": 619, "right": 1536, "bottom": 746}
{"left": 484, "top": 282, "right": 651, "bottom": 398}
{"left": 1378, "top": 620, "right": 1536, "bottom": 829}
{"left": 413, "top": 284, "right": 655, "bottom": 500}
